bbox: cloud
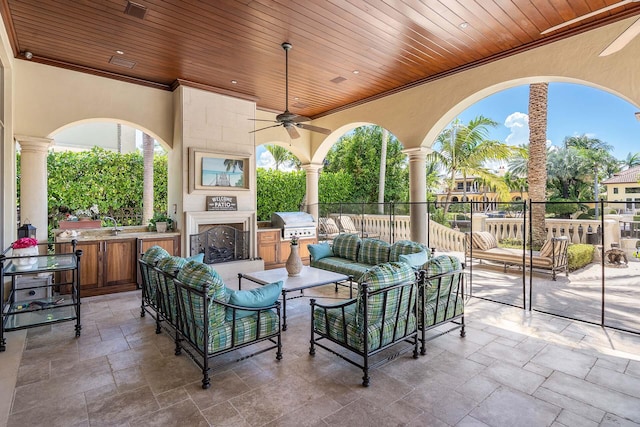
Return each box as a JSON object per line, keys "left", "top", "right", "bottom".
{"left": 257, "top": 149, "right": 275, "bottom": 169}
{"left": 504, "top": 112, "right": 529, "bottom": 146}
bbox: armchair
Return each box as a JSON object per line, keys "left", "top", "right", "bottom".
{"left": 310, "top": 262, "right": 418, "bottom": 386}
{"left": 417, "top": 255, "right": 466, "bottom": 355}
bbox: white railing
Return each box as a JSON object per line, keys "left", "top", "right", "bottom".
{"left": 326, "top": 213, "right": 621, "bottom": 251}
{"left": 429, "top": 220, "right": 465, "bottom": 252}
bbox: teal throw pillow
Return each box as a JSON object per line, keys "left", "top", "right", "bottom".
{"left": 308, "top": 242, "right": 333, "bottom": 261}
{"left": 399, "top": 250, "right": 429, "bottom": 269}
{"left": 186, "top": 253, "right": 205, "bottom": 263}
{"left": 226, "top": 280, "right": 284, "bottom": 320}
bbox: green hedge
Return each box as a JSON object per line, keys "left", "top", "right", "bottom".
{"left": 567, "top": 244, "right": 594, "bottom": 271}
{"left": 256, "top": 169, "right": 356, "bottom": 221}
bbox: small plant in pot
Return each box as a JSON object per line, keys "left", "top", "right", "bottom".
{"left": 149, "top": 212, "right": 173, "bottom": 233}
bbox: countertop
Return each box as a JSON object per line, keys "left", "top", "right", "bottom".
{"left": 53, "top": 226, "right": 180, "bottom": 243}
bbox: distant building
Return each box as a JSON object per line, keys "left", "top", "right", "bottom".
{"left": 435, "top": 167, "right": 528, "bottom": 212}
{"left": 602, "top": 165, "right": 640, "bottom": 213}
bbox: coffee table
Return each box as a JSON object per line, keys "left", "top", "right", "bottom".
{"left": 238, "top": 266, "right": 352, "bottom": 330}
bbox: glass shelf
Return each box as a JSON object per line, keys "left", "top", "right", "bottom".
{"left": 3, "top": 295, "right": 78, "bottom": 330}
{"left": 2, "top": 254, "right": 76, "bottom": 275}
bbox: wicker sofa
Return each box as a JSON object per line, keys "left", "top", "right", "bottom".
{"left": 308, "top": 233, "right": 430, "bottom": 283}
{"left": 465, "top": 231, "right": 569, "bottom": 280}
{"left": 139, "top": 246, "right": 282, "bottom": 389}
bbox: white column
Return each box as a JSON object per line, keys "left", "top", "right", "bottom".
{"left": 404, "top": 148, "right": 429, "bottom": 244}
{"left": 15, "top": 135, "right": 52, "bottom": 245}
{"left": 302, "top": 163, "right": 323, "bottom": 221}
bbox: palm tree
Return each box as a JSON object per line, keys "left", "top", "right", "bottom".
{"left": 620, "top": 152, "right": 640, "bottom": 170}
{"left": 527, "top": 83, "right": 548, "bottom": 246}
{"left": 378, "top": 128, "right": 389, "bottom": 214}
{"left": 265, "top": 144, "right": 295, "bottom": 171}
{"left": 564, "top": 134, "right": 619, "bottom": 217}
{"left": 142, "top": 133, "right": 154, "bottom": 224}
{"left": 429, "top": 116, "right": 514, "bottom": 214}
{"left": 223, "top": 159, "right": 244, "bottom": 172}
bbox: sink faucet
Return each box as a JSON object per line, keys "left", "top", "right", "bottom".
{"left": 103, "top": 216, "right": 123, "bottom": 235}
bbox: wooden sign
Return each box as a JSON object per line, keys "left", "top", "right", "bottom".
{"left": 206, "top": 195, "right": 238, "bottom": 211}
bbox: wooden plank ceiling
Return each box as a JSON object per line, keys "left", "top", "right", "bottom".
{"left": 2, "top": 0, "right": 639, "bottom": 118}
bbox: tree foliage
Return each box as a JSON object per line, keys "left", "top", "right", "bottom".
{"left": 256, "top": 169, "right": 306, "bottom": 220}
{"left": 323, "top": 126, "right": 408, "bottom": 203}
{"left": 18, "top": 147, "right": 168, "bottom": 219}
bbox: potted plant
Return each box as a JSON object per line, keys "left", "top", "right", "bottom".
{"left": 149, "top": 212, "right": 173, "bottom": 233}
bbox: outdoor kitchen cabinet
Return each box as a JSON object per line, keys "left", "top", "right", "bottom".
{"left": 57, "top": 238, "right": 138, "bottom": 297}
{"left": 136, "top": 235, "right": 180, "bottom": 285}
{"left": 257, "top": 229, "right": 316, "bottom": 270}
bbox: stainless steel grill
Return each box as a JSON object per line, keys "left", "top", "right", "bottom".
{"left": 271, "top": 212, "right": 317, "bottom": 240}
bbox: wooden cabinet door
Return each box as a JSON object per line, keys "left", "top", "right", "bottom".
{"left": 258, "top": 230, "right": 280, "bottom": 268}
{"left": 139, "top": 236, "right": 179, "bottom": 256}
{"left": 75, "top": 241, "right": 101, "bottom": 293}
{"left": 104, "top": 239, "right": 137, "bottom": 287}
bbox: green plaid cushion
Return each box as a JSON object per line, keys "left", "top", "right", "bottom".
{"left": 176, "top": 261, "right": 228, "bottom": 327}
{"left": 314, "top": 303, "right": 416, "bottom": 352}
{"left": 141, "top": 246, "right": 171, "bottom": 301}
{"left": 357, "top": 238, "right": 391, "bottom": 265}
{"left": 421, "top": 295, "right": 464, "bottom": 328}
{"left": 310, "top": 256, "right": 370, "bottom": 282}
{"left": 331, "top": 233, "right": 361, "bottom": 262}
{"left": 389, "top": 240, "right": 430, "bottom": 262}
{"left": 424, "top": 255, "right": 462, "bottom": 303}
{"left": 186, "top": 309, "right": 279, "bottom": 353}
{"left": 356, "top": 262, "right": 416, "bottom": 326}
{"left": 207, "top": 310, "right": 279, "bottom": 353}
{"left": 156, "top": 256, "right": 189, "bottom": 321}
{"left": 142, "top": 245, "right": 170, "bottom": 264}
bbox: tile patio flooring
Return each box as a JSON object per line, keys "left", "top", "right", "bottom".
{"left": 1, "top": 277, "right": 640, "bottom": 427}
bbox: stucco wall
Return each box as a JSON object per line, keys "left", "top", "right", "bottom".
{"left": 14, "top": 61, "right": 173, "bottom": 145}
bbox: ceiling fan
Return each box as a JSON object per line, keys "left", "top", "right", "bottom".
{"left": 250, "top": 42, "right": 331, "bottom": 139}
{"left": 541, "top": 0, "right": 640, "bottom": 56}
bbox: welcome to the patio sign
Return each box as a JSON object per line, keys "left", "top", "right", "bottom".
{"left": 206, "top": 195, "right": 238, "bottom": 211}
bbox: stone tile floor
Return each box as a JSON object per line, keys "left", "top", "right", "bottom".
{"left": 2, "top": 282, "right": 640, "bottom": 427}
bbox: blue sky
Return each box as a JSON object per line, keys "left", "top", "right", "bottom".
{"left": 456, "top": 82, "right": 639, "bottom": 160}
{"left": 257, "top": 82, "right": 639, "bottom": 168}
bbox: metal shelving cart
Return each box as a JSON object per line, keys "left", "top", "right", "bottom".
{"left": 1, "top": 242, "right": 82, "bottom": 351}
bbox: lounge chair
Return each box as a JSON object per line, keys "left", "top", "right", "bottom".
{"left": 318, "top": 217, "right": 340, "bottom": 241}
{"left": 465, "top": 232, "right": 569, "bottom": 280}
{"left": 337, "top": 215, "right": 380, "bottom": 238}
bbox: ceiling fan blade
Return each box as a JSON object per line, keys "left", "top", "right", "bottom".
{"left": 599, "top": 17, "right": 640, "bottom": 56}
{"left": 249, "top": 123, "right": 282, "bottom": 134}
{"left": 291, "top": 114, "right": 311, "bottom": 123}
{"left": 541, "top": 0, "right": 633, "bottom": 35}
{"left": 295, "top": 123, "right": 332, "bottom": 135}
{"left": 248, "top": 118, "right": 279, "bottom": 123}
{"left": 285, "top": 125, "right": 300, "bottom": 139}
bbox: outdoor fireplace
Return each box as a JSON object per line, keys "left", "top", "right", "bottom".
{"left": 190, "top": 225, "right": 250, "bottom": 264}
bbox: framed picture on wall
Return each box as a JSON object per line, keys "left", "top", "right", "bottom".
{"left": 189, "top": 148, "right": 250, "bottom": 193}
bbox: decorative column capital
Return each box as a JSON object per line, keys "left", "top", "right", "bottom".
{"left": 300, "top": 163, "right": 324, "bottom": 174}
{"left": 402, "top": 147, "right": 431, "bottom": 161}
{"left": 15, "top": 135, "right": 53, "bottom": 153}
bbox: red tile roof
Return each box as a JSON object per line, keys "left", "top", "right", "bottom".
{"left": 603, "top": 165, "right": 640, "bottom": 184}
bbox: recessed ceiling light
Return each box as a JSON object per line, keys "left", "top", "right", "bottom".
{"left": 352, "top": 70, "right": 359, "bottom": 74}
{"left": 231, "top": 80, "right": 237, "bottom": 84}
{"left": 116, "top": 50, "right": 124, "bottom": 55}
{"left": 459, "top": 22, "right": 469, "bottom": 29}
{"left": 294, "top": 97, "right": 299, "bottom": 100}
